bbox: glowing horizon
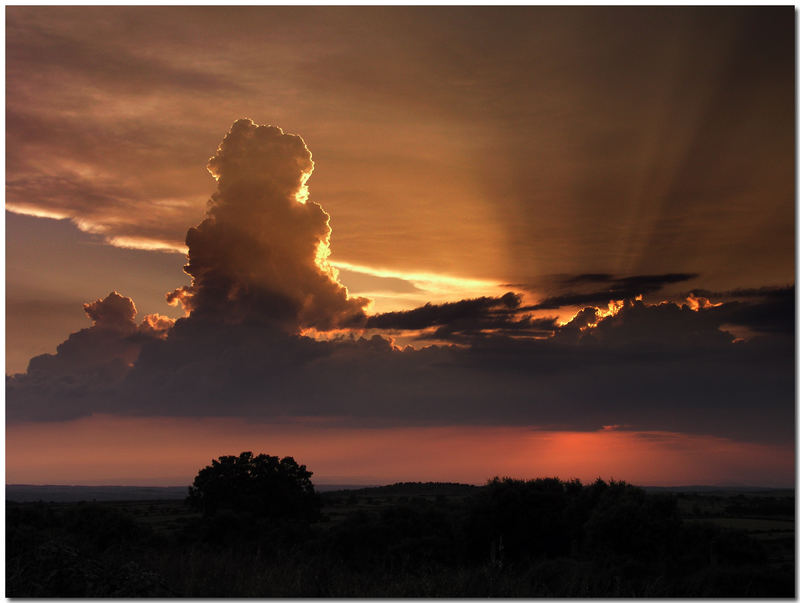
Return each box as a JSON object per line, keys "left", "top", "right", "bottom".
{"left": 6, "top": 416, "right": 794, "bottom": 488}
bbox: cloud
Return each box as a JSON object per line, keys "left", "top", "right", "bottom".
{"left": 8, "top": 290, "right": 793, "bottom": 445}
{"left": 82, "top": 291, "right": 137, "bottom": 329}
{"left": 25, "top": 291, "right": 172, "bottom": 376}
{"left": 366, "top": 292, "right": 519, "bottom": 329}
{"left": 5, "top": 140, "right": 201, "bottom": 253}
{"left": 7, "top": 292, "right": 174, "bottom": 420}
{"left": 575, "top": 297, "right": 734, "bottom": 347}
{"left": 364, "top": 293, "right": 559, "bottom": 342}
{"left": 166, "top": 119, "right": 369, "bottom": 332}
{"left": 24, "top": 314, "right": 135, "bottom": 380}
{"left": 707, "top": 287, "right": 794, "bottom": 337}
{"left": 119, "top": 299, "right": 793, "bottom": 444}
{"left": 688, "top": 285, "right": 791, "bottom": 300}
{"left": 335, "top": 266, "right": 422, "bottom": 295}
{"left": 515, "top": 272, "right": 698, "bottom": 310}
{"left": 138, "top": 313, "right": 175, "bottom": 338}
{"left": 7, "top": 17, "right": 244, "bottom": 96}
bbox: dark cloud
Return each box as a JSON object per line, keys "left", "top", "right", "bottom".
{"left": 366, "top": 292, "right": 519, "bottom": 330}
{"left": 23, "top": 292, "right": 167, "bottom": 377}
{"left": 520, "top": 272, "right": 698, "bottom": 310}
{"left": 706, "top": 287, "right": 794, "bottom": 337}
{"left": 7, "top": 292, "right": 173, "bottom": 420}
{"left": 575, "top": 298, "right": 734, "bottom": 348}
{"left": 688, "top": 285, "right": 791, "bottom": 301}
{"left": 112, "top": 300, "right": 797, "bottom": 444}
{"left": 365, "top": 293, "right": 561, "bottom": 342}
{"left": 166, "top": 119, "right": 369, "bottom": 331}
{"left": 566, "top": 272, "right": 697, "bottom": 289}
{"left": 428, "top": 315, "right": 558, "bottom": 343}
{"left": 8, "top": 291, "right": 793, "bottom": 444}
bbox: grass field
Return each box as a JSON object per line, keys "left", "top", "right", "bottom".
{"left": 6, "top": 481, "right": 795, "bottom": 597}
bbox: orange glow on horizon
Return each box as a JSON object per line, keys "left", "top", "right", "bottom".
{"left": 5, "top": 416, "right": 793, "bottom": 488}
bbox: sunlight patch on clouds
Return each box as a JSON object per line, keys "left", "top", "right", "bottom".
{"left": 685, "top": 292, "right": 723, "bottom": 312}
{"left": 7, "top": 204, "right": 192, "bottom": 254}
{"left": 107, "top": 236, "right": 188, "bottom": 254}
{"left": 332, "top": 260, "right": 507, "bottom": 311}
{"left": 6, "top": 203, "right": 71, "bottom": 221}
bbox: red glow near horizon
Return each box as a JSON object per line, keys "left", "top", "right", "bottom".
{"left": 5, "top": 416, "right": 793, "bottom": 488}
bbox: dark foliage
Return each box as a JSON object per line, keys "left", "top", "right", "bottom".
{"left": 6, "top": 502, "right": 174, "bottom": 596}
{"left": 186, "top": 451, "right": 321, "bottom": 521}
{"left": 724, "top": 494, "right": 794, "bottom": 516}
{"left": 6, "top": 475, "right": 794, "bottom": 597}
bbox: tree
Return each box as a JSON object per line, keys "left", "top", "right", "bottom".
{"left": 187, "top": 451, "right": 321, "bottom": 520}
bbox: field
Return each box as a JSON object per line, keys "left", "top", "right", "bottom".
{"left": 674, "top": 489, "right": 794, "bottom": 569}
{"left": 6, "top": 481, "right": 794, "bottom": 597}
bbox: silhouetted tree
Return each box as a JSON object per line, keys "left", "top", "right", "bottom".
{"left": 582, "top": 480, "right": 680, "bottom": 560}
{"left": 187, "top": 452, "right": 321, "bottom": 520}
{"left": 466, "top": 477, "right": 574, "bottom": 561}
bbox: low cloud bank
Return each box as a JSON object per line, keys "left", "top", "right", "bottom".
{"left": 8, "top": 288, "right": 793, "bottom": 443}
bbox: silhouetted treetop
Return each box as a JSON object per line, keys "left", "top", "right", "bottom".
{"left": 187, "top": 452, "right": 320, "bottom": 520}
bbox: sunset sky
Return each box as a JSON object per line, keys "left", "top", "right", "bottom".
{"left": 6, "top": 6, "right": 795, "bottom": 487}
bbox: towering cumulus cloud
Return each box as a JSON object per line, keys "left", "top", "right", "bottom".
{"left": 167, "top": 119, "right": 368, "bottom": 331}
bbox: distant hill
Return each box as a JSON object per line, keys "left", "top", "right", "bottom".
{"left": 6, "top": 483, "right": 370, "bottom": 502}
{"left": 6, "top": 485, "right": 188, "bottom": 502}
{"left": 323, "top": 482, "right": 793, "bottom": 499}
{"left": 7, "top": 482, "right": 791, "bottom": 503}
{"left": 642, "top": 485, "right": 794, "bottom": 496}
{"left": 321, "top": 481, "right": 479, "bottom": 498}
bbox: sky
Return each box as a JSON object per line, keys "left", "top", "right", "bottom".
{"left": 5, "top": 6, "right": 795, "bottom": 487}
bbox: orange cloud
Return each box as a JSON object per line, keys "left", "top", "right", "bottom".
{"left": 139, "top": 313, "right": 175, "bottom": 338}
{"left": 166, "top": 119, "right": 369, "bottom": 332}
{"left": 83, "top": 291, "right": 137, "bottom": 330}
{"left": 686, "top": 292, "right": 722, "bottom": 311}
